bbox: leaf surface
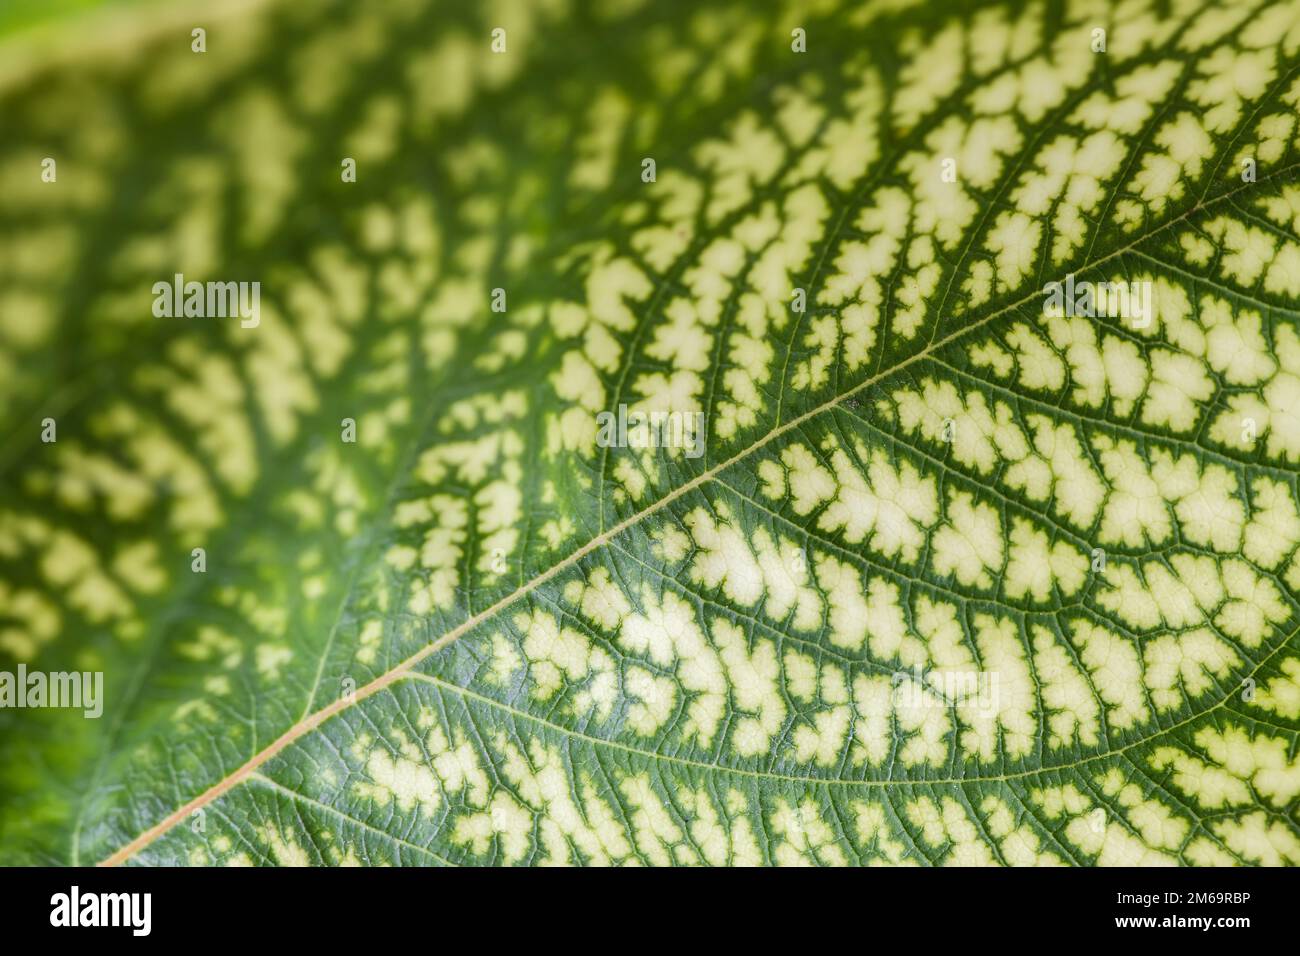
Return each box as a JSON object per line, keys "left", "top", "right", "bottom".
{"left": 2, "top": 0, "right": 1300, "bottom": 866}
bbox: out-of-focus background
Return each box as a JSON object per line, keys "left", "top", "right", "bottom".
{"left": 1, "top": 0, "right": 129, "bottom": 34}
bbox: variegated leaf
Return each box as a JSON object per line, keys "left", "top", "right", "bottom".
{"left": 2, "top": 0, "right": 1300, "bottom": 866}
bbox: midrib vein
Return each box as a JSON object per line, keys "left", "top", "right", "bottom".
{"left": 100, "top": 164, "right": 1297, "bottom": 866}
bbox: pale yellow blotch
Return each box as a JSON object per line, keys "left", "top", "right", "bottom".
{"left": 1011, "top": 417, "right": 1105, "bottom": 529}
{"left": 1250, "top": 657, "right": 1300, "bottom": 720}
{"left": 792, "top": 687, "right": 851, "bottom": 768}
{"left": 647, "top": 297, "right": 716, "bottom": 373}
{"left": 1215, "top": 811, "right": 1300, "bottom": 866}
{"left": 255, "top": 824, "right": 312, "bottom": 867}
{"left": 1135, "top": 558, "right": 1209, "bottom": 629}
{"left": 860, "top": 576, "right": 926, "bottom": 667}
{"left": 683, "top": 503, "right": 764, "bottom": 606}
{"left": 982, "top": 795, "right": 1063, "bottom": 866}
{"left": 816, "top": 439, "right": 939, "bottom": 563}
{"left": 893, "top": 22, "right": 965, "bottom": 128}
{"left": 1143, "top": 628, "right": 1238, "bottom": 711}
{"left": 1100, "top": 334, "right": 1149, "bottom": 416}
{"left": 454, "top": 790, "right": 533, "bottom": 865}
{"left": 1195, "top": 725, "right": 1300, "bottom": 808}
{"left": 460, "top": 736, "right": 634, "bottom": 865}
{"left": 47, "top": 446, "right": 155, "bottom": 522}
{"left": 404, "top": 494, "right": 466, "bottom": 615}
{"left": 1094, "top": 563, "right": 1161, "bottom": 631}
{"left": 1149, "top": 746, "right": 1252, "bottom": 810}
{"left": 1241, "top": 328, "right": 1300, "bottom": 462}
{"left": 684, "top": 787, "right": 762, "bottom": 866}
{"left": 354, "top": 722, "right": 489, "bottom": 820}
{"left": 516, "top": 607, "right": 617, "bottom": 721}
{"left": 112, "top": 541, "right": 166, "bottom": 595}
{"left": 694, "top": 111, "right": 786, "bottom": 222}
{"left": 254, "top": 644, "right": 291, "bottom": 680}
{"left": 569, "top": 89, "right": 630, "bottom": 192}
{"left": 538, "top": 516, "right": 574, "bottom": 550}
{"left": 1064, "top": 815, "right": 1178, "bottom": 867}
{"left": 894, "top": 379, "right": 999, "bottom": 473}
{"left": 773, "top": 83, "right": 824, "bottom": 148}
{"left": 915, "top": 593, "right": 975, "bottom": 672}
{"left": 1033, "top": 783, "right": 1091, "bottom": 821}
{"left": 1180, "top": 231, "right": 1215, "bottom": 266}
{"left": 1003, "top": 518, "right": 1088, "bottom": 602}
{"left": 969, "top": 340, "right": 1014, "bottom": 377}
{"left": 683, "top": 507, "right": 824, "bottom": 632}
{"left": 853, "top": 802, "right": 912, "bottom": 865}
{"left": 812, "top": 553, "right": 870, "bottom": 652}
{"left": 177, "top": 626, "right": 243, "bottom": 669}
{"left": 1041, "top": 316, "right": 1104, "bottom": 408}
{"left": 712, "top": 619, "right": 785, "bottom": 757}
{"left": 623, "top": 665, "right": 675, "bottom": 737}
{"left": 906, "top": 796, "right": 997, "bottom": 866}
{"left": 930, "top": 489, "right": 1003, "bottom": 588}
{"left": 1202, "top": 298, "right": 1276, "bottom": 385}
{"left": 564, "top": 567, "right": 632, "bottom": 631}
{"left": 1243, "top": 478, "right": 1300, "bottom": 570}
{"left": 1171, "top": 460, "right": 1246, "bottom": 553}
{"left": 41, "top": 531, "right": 131, "bottom": 624}
{"left": 611, "top": 456, "right": 648, "bottom": 503}
{"left": 649, "top": 523, "right": 692, "bottom": 563}
{"left": 959, "top": 614, "right": 1035, "bottom": 761}
{"left": 484, "top": 632, "right": 521, "bottom": 686}
{"left": 770, "top": 798, "right": 847, "bottom": 866}
{"left": 783, "top": 647, "right": 818, "bottom": 703}
{"left": 1206, "top": 216, "right": 1280, "bottom": 289}
{"left": 619, "top": 588, "right": 724, "bottom": 745}
{"left": 1261, "top": 184, "right": 1300, "bottom": 233}
{"left": 1094, "top": 436, "right": 1169, "bottom": 547}
{"left": 752, "top": 527, "right": 822, "bottom": 631}
{"left": 1098, "top": 768, "right": 1188, "bottom": 853}
{"left": 621, "top": 774, "right": 685, "bottom": 866}
{"left": 1142, "top": 350, "right": 1213, "bottom": 433}
{"left": 1186, "top": 46, "right": 1276, "bottom": 134}
{"left": 900, "top": 116, "right": 1021, "bottom": 249}
{"left": 863, "top": 637, "right": 952, "bottom": 768}
{"left": 778, "top": 443, "right": 837, "bottom": 515}
{"left": 796, "top": 68, "right": 883, "bottom": 193}
{"left": 1123, "top": 112, "right": 1214, "bottom": 222}
{"left": 1010, "top": 131, "right": 1126, "bottom": 266}
{"left": 985, "top": 211, "right": 1041, "bottom": 291}
{"left": 629, "top": 171, "right": 701, "bottom": 271}
{"left": 1216, "top": 558, "right": 1288, "bottom": 647}
{"left": 1072, "top": 61, "right": 1180, "bottom": 135}
{"left": 1068, "top": 618, "right": 1149, "bottom": 730}
{"left": 1031, "top": 624, "right": 1100, "bottom": 749}
{"left": 0, "top": 582, "right": 59, "bottom": 660}
{"left": 850, "top": 675, "right": 892, "bottom": 767}
{"left": 815, "top": 186, "right": 912, "bottom": 357}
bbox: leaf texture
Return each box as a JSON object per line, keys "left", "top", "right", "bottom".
{"left": 2, "top": 0, "right": 1300, "bottom": 866}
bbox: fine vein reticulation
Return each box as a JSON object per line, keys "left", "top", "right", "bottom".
{"left": 1, "top": 0, "right": 1299, "bottom": 867}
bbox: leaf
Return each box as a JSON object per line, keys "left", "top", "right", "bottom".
{"left": 2, "top": 0, "right": 1300, "bottom": 868}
